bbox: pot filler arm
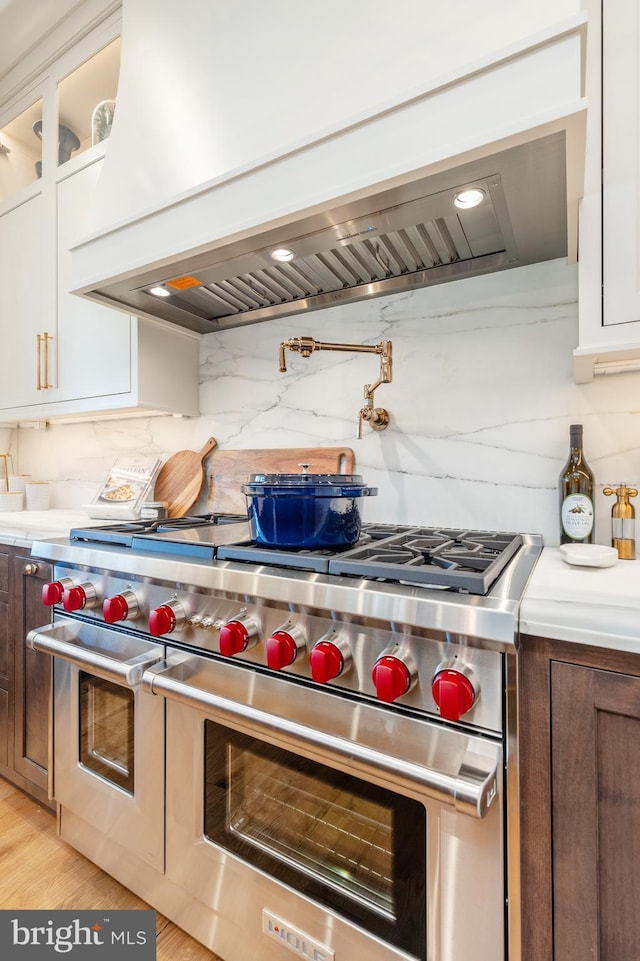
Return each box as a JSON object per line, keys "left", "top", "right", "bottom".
{"left": 278, "top": 336, "right": 392, "bottom": 438}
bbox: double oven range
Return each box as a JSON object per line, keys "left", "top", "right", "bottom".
{"left": 27, "top": 515, "right": 541, "bottom": 961}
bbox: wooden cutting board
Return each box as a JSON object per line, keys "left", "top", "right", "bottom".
{"left": 207, "top": 447, "right": 356, "bottom": 515}
{"left": 154, "top": 437, "right": 218, "bottom": 518}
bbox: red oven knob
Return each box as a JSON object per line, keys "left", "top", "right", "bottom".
{"left": 63, "top": 582, "right": 99, "bottom": 612}
{"left": 310, "top": 638, "right": 351, "bottom": 683}
{"left": 431, "top": 668, "right": 477, "bottom": 721}
{"left": 266, "top": 627, "right": 305, "bottom": 670}
{"left": 149, "top": 601, "right": 185, "bottom": 637}
{"left": 219, "top": 615, "right": 259, "bottom": 657}
{"left": 103, "top": 591, "right": 139, "bottom": 624}
{"left": 42, "top": 577, "right": 73, "bottom": 606}
{"left": 371, "top": 654, "right": 415, "bottom": 703}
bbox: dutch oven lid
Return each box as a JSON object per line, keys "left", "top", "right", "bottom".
{"left": 242, "top": 472, "right": 377, "bottom": 497}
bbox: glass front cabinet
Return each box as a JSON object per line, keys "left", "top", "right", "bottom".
{"left": 0, "top": 12, "right": 199, "bottom": 423}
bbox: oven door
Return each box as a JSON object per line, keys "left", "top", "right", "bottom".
{"left": 146, "top": 650, "right": 505, "bottom": 961}
{"left": 27, "top": 618, "right": 165, "bottom": 872}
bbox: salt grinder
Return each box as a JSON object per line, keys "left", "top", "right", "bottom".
{"left": 603, "top": 483, "right": 638, "bottom": 560}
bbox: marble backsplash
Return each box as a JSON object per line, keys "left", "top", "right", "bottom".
{"left": 10, "top": 257, "right": 640, "bottom": 547}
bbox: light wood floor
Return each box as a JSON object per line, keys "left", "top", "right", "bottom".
{"left": 0, "top": 778, "right": 222, "bottom": 960}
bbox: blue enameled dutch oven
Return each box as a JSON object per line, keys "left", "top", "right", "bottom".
{"left": 241, "top": 473, "right": 378, "bottom": 549}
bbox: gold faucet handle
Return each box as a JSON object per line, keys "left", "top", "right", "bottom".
{"left": 357, "top": 405, "right": 389, "bottom": 438}
{"left": 604, "top": 484, "right": 639, "bottom": 498}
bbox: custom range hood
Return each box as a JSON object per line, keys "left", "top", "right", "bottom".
{"left": 72, "top": 4, "right": 588, "bottom": 336}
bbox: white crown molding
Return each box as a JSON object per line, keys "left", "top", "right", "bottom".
{"left": 0, "top": 0, "right": 121, "bottom": 109}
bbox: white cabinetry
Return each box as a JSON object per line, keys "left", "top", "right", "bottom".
{"left": 575, "top": 0, "right": 640, "bottom": 380}
{"left": 0, "top": 194, "right": 53, "bottom": 410}
{"left": 0, "top": 156, "right": 200, "bottom": 426}
{"left": 0, "top": 11, "right": 200, "bottom": 422}
{"left": 48, "top": 151, "right": 200, "bottom": 422}
{"left": 55, "top": 156, "right": 131, "bottom": 404}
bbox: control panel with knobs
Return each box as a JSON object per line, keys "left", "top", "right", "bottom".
{"left": 266, "top": 624, "right": 306, "bottom": 670}
{"left": 103, "top": 590, "right": 140, "bottom": 624}
{"left": 431, "top": 661, "right": 479, "bottom": 722}
{"left": 309, "top": 633, "right": 352, "bottom": 684}
{"left": 149, "top": 599, "right": 187, "bottom": 637}
{"left": 219, "top": 611, "right": 260, "bottom": 657}
{"left": 371, "top": 650, "right": 418, "bottom": 703}
{"left": 40, "top": 564, "right": 501, "bottom": 731}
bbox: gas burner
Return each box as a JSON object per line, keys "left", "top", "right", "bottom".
{"left": 328, "top": 527, "right": 523, "bottom": 594}
{"left": 157, "top": 513, "right": 247, "bottom": 530}
{"left": 70, "top": 514, "right": 248, "bottom": 549}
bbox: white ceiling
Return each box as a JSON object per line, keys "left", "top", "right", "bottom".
{"left": 0, "top": 0, "right": 86, "bottom": 82}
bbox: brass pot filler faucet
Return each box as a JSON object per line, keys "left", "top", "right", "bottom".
{"left": 278, "top": 337, "right": 392, "bottom": 439}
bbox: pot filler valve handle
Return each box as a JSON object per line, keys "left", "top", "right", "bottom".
{"left": 278, "top": 336, "right": 392, "bottom": 439}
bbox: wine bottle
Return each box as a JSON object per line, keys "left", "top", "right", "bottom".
{"left": 559, "top": 423, "right": 595, "bottom": 544}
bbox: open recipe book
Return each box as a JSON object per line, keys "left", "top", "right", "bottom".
{"left": 86, "top": 454, "right": 162, "bottom": 520}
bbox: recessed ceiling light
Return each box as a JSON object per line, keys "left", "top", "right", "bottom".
{"left": 453, "top": 188, "right": 486, "bottom": 209}
{"left": 149, "top": 286, "right": 171, "bottom": 297}
{"left": 270, "top": 247, "right": 295, "bottom": 262}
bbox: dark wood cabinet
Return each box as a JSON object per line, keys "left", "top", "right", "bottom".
{"left": 0, "top": 541, "right": 53, "bottom": 808}
{"left": 0, "top": 547, "right": 10, "bottom": 768}
{"left": 519, "top": 635, "right": 640, "bottom": 961}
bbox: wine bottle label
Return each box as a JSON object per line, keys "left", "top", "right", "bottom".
{"left": 561, "top": 494, "right": 594, "bottom": 539}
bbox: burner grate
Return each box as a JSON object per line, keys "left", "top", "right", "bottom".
{"left": 327, "top": 528, "right": 523, "bottom": 594}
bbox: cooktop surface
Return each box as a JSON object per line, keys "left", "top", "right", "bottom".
{"left": 69, "top": 517, "right": 523, "bottom": 595}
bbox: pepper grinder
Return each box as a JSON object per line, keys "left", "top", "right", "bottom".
{"left": 603, "top": 483, "right": 638, "bottom": 559}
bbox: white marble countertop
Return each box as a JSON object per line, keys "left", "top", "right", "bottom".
{"left": 520, "top": 547, "right": 640, "bottom": 653}
{"left": 0, "top": 510, "right": 95, "bottom": 547}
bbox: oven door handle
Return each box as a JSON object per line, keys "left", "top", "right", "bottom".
{"left": 144, "top": 655, "right": 499, "bottom": 818}
{"left": 27, "top": 621, "right": 164, "bottom": 687}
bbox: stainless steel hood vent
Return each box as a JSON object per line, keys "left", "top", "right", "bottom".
{"left": 84, "top": 132, "right": 570, "bottom": 335}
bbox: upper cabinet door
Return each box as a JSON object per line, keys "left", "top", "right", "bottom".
{"left": 575, "top": 0, "right": 640, "bottom": 380}
{"left": 0, "top": 194, "right": 55, "bottom": 411}
{"left": 55, "top": 157, "right": 132, "bottom": 405}
{"left": 602, "top": 0, "right": 640, "bottom": 328}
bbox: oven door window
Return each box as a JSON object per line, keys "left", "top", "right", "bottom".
{"left": 204, "top": 721, "right": 426, "bottom": 959}
{"left": 79, "top": 672, "right": 134, "bottom": 794}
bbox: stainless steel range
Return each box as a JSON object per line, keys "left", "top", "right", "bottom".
{"left": 27, "top": 516, "right": 541, "bottom": 961}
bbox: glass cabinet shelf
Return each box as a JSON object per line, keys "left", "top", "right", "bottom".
{"left": 58, "top": 37, "right": 120, "bottom": 164}
{"left": 0, "top": 98, "right": 43, "bottom": 202}
{"left": 0, "top": 36, "right": 120, "bottom": 206}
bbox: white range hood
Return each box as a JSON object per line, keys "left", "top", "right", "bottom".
{"left": 71, "top": 1, "right": 588, "bottom": 334}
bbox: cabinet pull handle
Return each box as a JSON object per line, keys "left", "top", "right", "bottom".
{"left": 24, "top": 563, "right": 39, "bottom": 575}
{"left": 36, "top": 332, "right": 53, "bottom": 390}
{"left": 43, "top": 331, "right": 52, "bottom": 389}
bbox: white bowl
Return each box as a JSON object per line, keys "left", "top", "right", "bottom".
{"left": 0, "top": 491, "right": 24, "bottom": 511}
{"left": 559, "top": 543, "right": 618, "bottom": 568}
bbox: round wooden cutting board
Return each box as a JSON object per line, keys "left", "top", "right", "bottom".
{"left": 153, "top": 437, "right": 218, "bottom": 518}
